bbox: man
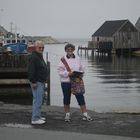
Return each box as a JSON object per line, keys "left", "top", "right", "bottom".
{"left": 28, "top": 40, "right": 48, "bottom": 124}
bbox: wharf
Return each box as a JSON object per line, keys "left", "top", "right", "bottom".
{"left": 77, "top": 46, "right": 95, "bottom": 55}
{"left": 77, "top": 46, "right": 140, "bottom": 56}
{"left": 0, "top": 53, "right": 29, "bottom": 87}
{"left": 0, "top": 53, "right": 51, "bottom": 105}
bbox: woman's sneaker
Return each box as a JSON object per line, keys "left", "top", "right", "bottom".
{"left": 65, "top": 114, "right": 71, "bottom": 122}
{"left": 82, "top": 114, "right": 93, "bottom": 121}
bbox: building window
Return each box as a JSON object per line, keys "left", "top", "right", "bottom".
{"left": 12, "top": 40, "right": 16, "bottom": 43}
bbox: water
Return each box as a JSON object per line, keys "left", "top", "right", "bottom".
{"left": 44, "top": 39, "right": 140, "bottom": 113}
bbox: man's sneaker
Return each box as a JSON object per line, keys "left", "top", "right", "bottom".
{"left": 31, "top": 119, "right": 46, "bottom": 124}
{"left": 82, "top": 115, "right": 93, "bottom": 121}
{"left": 40, "top": 117, "right": 46, "bottom": 121}
{"left": 65, "top": 114, "right": 71, "bottom": 122}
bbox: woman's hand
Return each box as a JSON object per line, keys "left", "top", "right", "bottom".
{"left": 31, "top": 83, "right": 38, "bottom": 88}
{"left": 68, "top": 71, "right": 74, "bottom": 77}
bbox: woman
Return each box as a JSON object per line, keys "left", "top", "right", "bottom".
{"left": 58, "top": 43, "right": 93, "bottom": 122}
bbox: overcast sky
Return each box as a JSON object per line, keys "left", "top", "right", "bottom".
{"left": 0, "top": 0, "right": 140, "bottom": 38}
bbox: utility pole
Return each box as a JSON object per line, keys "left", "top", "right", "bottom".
{"left": 10, "top": 22, "right": 13, "bottom": 33}
{"left": 14, "top": 25, "right": 17, "bottom": 43}
{"left": 0, "top": 8, "right": 4, "bottom": 25}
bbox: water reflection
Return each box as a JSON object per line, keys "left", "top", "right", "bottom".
{"left": 80, "top": 53, "right": 140, "bottom": 112}
{"left": 83, "top": 54, "right": 140, "bottom": 85}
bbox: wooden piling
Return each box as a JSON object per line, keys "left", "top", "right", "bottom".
{"left": 77, "top": 46, "right": 95, "bottom": 55}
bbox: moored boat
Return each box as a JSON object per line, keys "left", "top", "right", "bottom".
{"left": 3, "top": 43, "right": 28, "bottom": 54}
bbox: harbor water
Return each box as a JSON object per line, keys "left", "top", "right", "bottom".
{"left": 44, "top": 38, "right": 140, "bottom": 113}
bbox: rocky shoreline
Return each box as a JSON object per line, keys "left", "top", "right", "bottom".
{"left": 0, "top": 103, "right": 140, "bottom": 138}
{"left": 24, "top": 36, "right": 63, "bottom": 44}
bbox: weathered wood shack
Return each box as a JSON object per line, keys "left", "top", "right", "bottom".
{"left": 135, "top": 17, "right": 140, "bottom": 32}
{"left": 89, "top": 19, "right": 140, "bottom": 54}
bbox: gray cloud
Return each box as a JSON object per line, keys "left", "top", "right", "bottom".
{"left": 1, "top": 0, "right": 140, "bottom": 38}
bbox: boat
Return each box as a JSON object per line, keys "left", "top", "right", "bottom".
{"left": 1, "top": 34, "right": 36, "bottom": 54}
{"left": 1, "top": 33, "right": 28, "bottom": 54}
{"left": 3, "top": 42, "right": 28, "bottom": 54}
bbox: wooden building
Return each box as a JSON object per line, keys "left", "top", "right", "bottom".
{"left": 135, "top": 17, "right": 140, "bottom": 32}
{"left": 89, "top": 19, "right": 140, "bottom": 54}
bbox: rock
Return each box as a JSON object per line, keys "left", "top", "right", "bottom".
{"left": 24, "top": 36, "right": 61, "bottom": 44}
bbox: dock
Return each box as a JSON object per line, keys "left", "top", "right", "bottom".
{"left": 77, "top": 45, "right": 140, "bottom": 56}
{"left": 77, "top": 46, "right": 95, "bottom": 55}
{"left": 0, "top": 52, "right": 51, "bottom": 105}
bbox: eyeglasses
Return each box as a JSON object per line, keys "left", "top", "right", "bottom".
{"left": 38, "top": 47, "right": 44, "bottom": 49}
{"left": 66, "top": 48, "right": 74, "bottom": 51}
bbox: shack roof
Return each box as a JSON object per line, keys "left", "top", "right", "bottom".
{"left": 135, "top": 17, "right": 140, "bottom": 32}
{"left": 92, "top": 20, "right": 129, "bottom": 37}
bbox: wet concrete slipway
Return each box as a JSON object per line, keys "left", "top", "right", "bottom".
{"left": 0, "top": 102, "right": 140, "bottom": 140}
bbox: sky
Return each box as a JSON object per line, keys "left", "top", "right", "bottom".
{"left": 0, "top": 0, "right": 140, "bottom": 38}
